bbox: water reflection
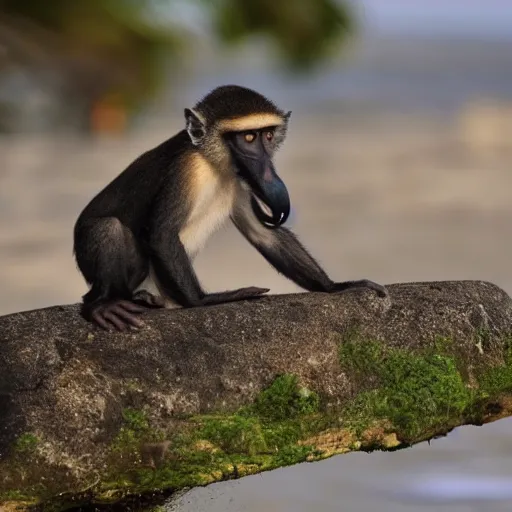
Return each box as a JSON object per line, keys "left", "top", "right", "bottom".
{"left": 389, "top": 474, "right": 512, "bottom": 503}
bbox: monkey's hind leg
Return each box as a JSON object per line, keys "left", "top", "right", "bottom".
{"left": 75, "top": 217, "right": 160, "bottom": 331}
{"left": 132, "top": 289, "right": 166, "bottom": 308}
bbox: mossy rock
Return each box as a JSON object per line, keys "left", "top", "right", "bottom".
{"left": 1, "top": 280, "right": 512, "bottom": 510}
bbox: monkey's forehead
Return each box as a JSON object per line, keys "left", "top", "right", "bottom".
{"left": 215, "top": 113, "right": 286, "bottom": 132}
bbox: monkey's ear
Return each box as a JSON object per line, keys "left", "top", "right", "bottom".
{"left": 284, "top": 111, "right": 292, "bottom": 121}
{"left": 184, "top": 108, "right": 206, "bottom": 146}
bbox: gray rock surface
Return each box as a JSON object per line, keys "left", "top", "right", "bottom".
{"left": 1, "top": 280, "right": 511, "bottom": 510}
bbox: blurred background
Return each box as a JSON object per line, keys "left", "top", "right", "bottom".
{"left": 1, "top": 0, "right": 512, "bottom": 510}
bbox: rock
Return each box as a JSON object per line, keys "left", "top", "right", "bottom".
{"left": 1, "top": 280, "right": 512, "bottom": 511}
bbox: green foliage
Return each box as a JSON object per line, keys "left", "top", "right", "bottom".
{"left": 205, "top": 0, "right": 355, "bottom": 71}
{"left": 1, "top": 0, "right": 356, "bottom": 113}
{"left": 339, "top": 337, "right": 471, "bottom": 439}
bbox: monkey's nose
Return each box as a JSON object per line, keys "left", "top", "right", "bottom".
{"left": 263, "top": 166, "right": 273, "bottom": 182}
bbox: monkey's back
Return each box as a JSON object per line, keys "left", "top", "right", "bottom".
{"left": 75, "top": 131, "right": 191, "bottom": 236}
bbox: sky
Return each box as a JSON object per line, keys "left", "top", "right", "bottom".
{"left": 355, "top": 0, "right": 512, "bottom": 37}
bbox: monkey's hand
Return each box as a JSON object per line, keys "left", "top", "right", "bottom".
{"left": 332, "top": 279, "right": 388, "bottom": 298}
{"left": 83, "top": 300, "right": 149, "bottom": 331}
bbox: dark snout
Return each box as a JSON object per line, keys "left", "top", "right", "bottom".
{"left": 237, "top": 155, "right": 290, "bottom": 228}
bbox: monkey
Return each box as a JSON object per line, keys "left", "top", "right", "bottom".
{"left": 73, "top": 84, "right": 387, "bottom": 331}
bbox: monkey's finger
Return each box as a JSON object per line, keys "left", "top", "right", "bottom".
{"left": 110, "top": 305, "right": 145, "bottom": 328}
{"left": 91, "top": 311, "right": 113, "bottom": 331}
{"left": 102, "top": 311, "right": 128, "bottom": 332}
{"left": 117, "top": 300, "right": 148, "bottom": 313}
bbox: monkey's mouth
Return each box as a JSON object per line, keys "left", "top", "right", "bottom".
{"left": 235, "top": 160, "right": 290, "bottom": 229}
{"left": 249, "top": 188, "right": 289, "bottom": 229}
{"left": 251, "top": 193, "right": 274, "bottom": 220}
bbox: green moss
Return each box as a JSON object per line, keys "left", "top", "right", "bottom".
{"left": 13, "top": 433, "right": 39, "bottom": 453}
{"left": 476, "top": 337, "right": 512, "bottom": 398}
{"left": 0, "top": 489, "right": 36, "bottom": 501}
{"left": 338, "top": 331, "right": 384, "bottom": 381}
{"left": 110, "top": 408, "right": 166, "bottom": 455}
{"left": 244, "top": 374, "right": 320, "bottom": 421}
{"left": 339, "top": 336, "right": 471, "bottom": 440}
{"left": 433, "top": 335, "right": 453, "bottom": 353}
{"left": 198, "top": 415, "right": 267, "bottom": 455}
{"left": 262, "top": 420, "right": 305, "bottom": 450}
{"left": 478, "top": 365, "right": 512, "bottom": 396}
{"left": 5, "top": 347, "right": 512, "bottom": 511}
{"left": 193, "top": 374, "right": 320, "bottom": 457}
{"left": 74, "top": 374, "right": 322, "bottom": 511}
{"left": 272, "top": 444, "right": 315, "bottom": 466}
{"left": 122, "top": 408, "right": 149, "bottom": 431}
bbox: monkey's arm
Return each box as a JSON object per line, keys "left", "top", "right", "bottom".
{"left": 148, "top": 201, "right": 268, "bottom": 308}
{"left": 149, "top": 235, "right": 268, "bottom": 307}
{"left": 231, "top": 190, "right": 387, "bottom": 297}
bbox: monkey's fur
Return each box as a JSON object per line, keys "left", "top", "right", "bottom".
{"left": 74, "top": 85, "right": 387, "bottom": 330}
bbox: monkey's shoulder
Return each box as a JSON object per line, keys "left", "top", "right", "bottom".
{"left": 127, "top": 130, "right": 192, "bottom": 172}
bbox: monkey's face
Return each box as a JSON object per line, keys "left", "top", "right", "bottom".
{"left": 225, "top": 128, "right": 290, "bottom": 228}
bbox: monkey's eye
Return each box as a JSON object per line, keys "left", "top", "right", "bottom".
{"left": 244, "top": 132, "right": 256, "bottom": 143}
{"left": 265, "top": 130, "right": 274, "bottom": 141}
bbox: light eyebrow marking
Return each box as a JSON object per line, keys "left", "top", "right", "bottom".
{"left": 217, "top": 113, "right": 284, "bottom": 132}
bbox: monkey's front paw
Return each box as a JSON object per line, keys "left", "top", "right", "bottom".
{"left": 87, "top": 300, "right": 148, "bottom": 331}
